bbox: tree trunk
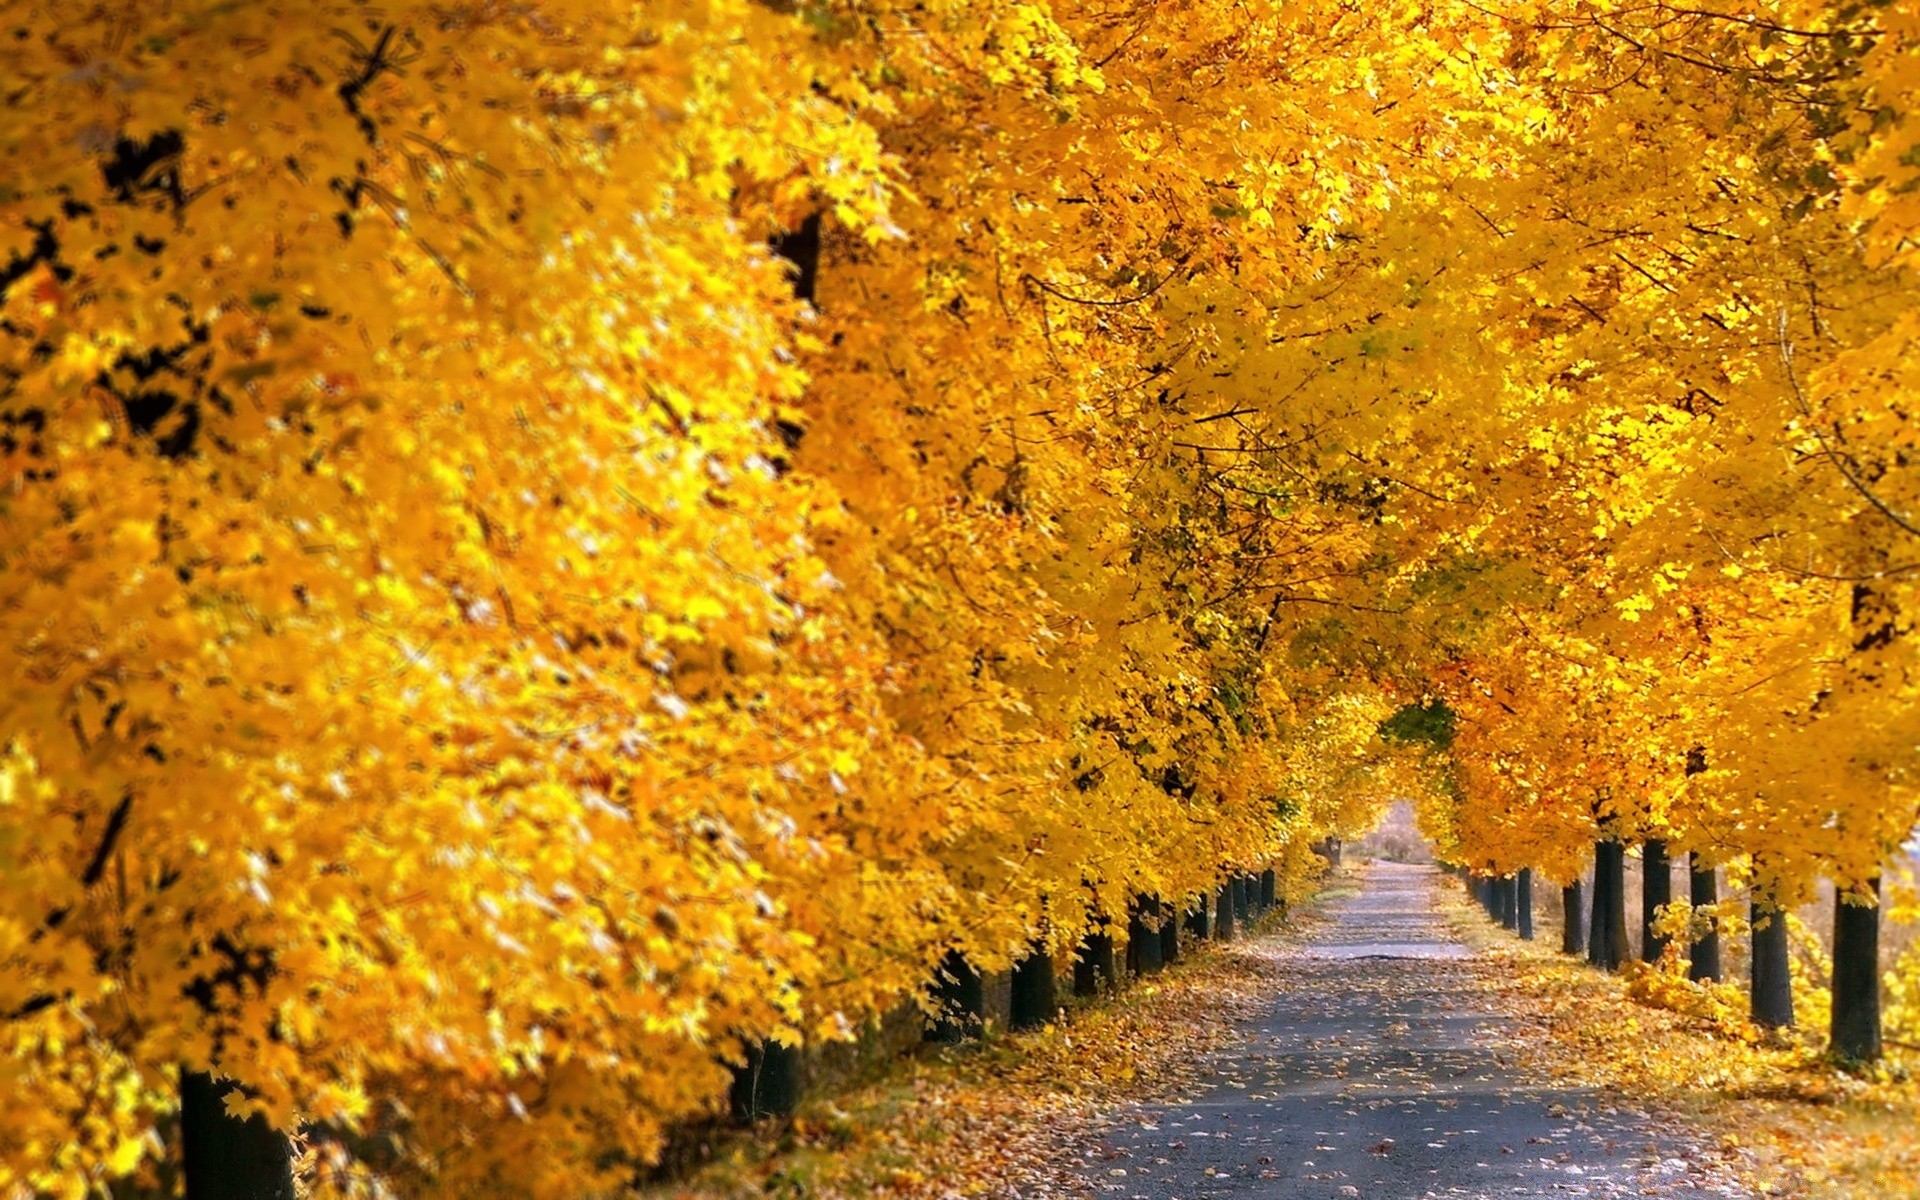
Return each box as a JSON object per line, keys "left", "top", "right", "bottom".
{"left": 1499, "top": 876, "right": 1519, "bottom": 931}
{"left": 1516, "top": 868, "right": 1535, "bottom": 940}
{"left": 180, "top": 1070, "right": 297, "bottom": 1200}
{"left": 1233, "top": 876, "right": 1250, "bottom": 924}
{"left": 1641, "top": 839, "right": 1672, "bottom": 963}
{"left": 1128, "top": 896, "right": 1164, "bottom": 975}
{"left": 1831, "top": 878, "right": 1881, "bottom": 1064}
{"left": 1260, "top": 869, "right": 1278, "bottom": 909}
{"left": 1588, "top": 840, "right": 1628, "bottom": 971}
{"left": 1010, "top": 943, "right": 1057, "bottom": 1030}
{"left": 727, "top": 1039, "right": 804, "bottom": 1124}
{"left": 1185, "top": 899, "right": 1211, "bottom": 940}
{"left": 1749, "top": 896, "right": 1795, "bottom": 1030}
{"left": 1214, "top": 883, "right": 1235, "bottom": 940}
{"left": 1688, "top": 855, "right": 1721, "bottom": 982}
{"left": 1074, "top": 928, "right": 1117, "bottom": 997}
{"left": 1561, "top": 880, "right": 1586, "bottom": 956}
{"left": 927, "top": 949, "right": 985, "bottom": 1043}
{"left": 1159, "top": 909, "right": 1180, "bottom": 965}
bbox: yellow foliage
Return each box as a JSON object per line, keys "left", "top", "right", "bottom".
{"left": 1, "top": 0, "right": 1918, "bottom": 1193}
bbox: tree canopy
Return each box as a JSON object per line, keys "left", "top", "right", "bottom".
{"left": 2, "top": 0, "right": 1916, "bottom": 1194}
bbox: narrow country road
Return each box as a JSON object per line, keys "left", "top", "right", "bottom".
{"left": 1062, "top": 862, "right": 1749, "bottom": 1200}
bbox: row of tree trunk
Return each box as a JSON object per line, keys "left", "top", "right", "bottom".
{"left": 1486, "top": 840, "right": 1882, "bottom": 1065}
{"left": 1082, "top": 871, "right": 1281, "bottom": 1002}
{"left": 774, "top": 869, "right": 1288, "bottom": 1124}
{"left": 1471, "top": 869, "right": 1534, "bottom": 941}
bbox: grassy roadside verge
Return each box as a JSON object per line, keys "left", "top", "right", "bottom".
{"left": 638, "top": 884, "right": 1344, "bottom": 1199}
{"left": 1435, "top": 879, "right": 1920, "bottom": 1200}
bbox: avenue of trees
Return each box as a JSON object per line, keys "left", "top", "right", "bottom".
{"left": 1, "top": 0, "right": 1917, "bottom": 1195}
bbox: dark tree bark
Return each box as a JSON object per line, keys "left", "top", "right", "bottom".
{"left": 1498, "top": 876, "right": 1519, "bottom": 931}
{"left": 1831, "top": 878, "right": 1882, "bottom": 1064}
{"left": 1688, "top": 855, "right": 1721, "bottom": 982}
{"left": 926, "top": 949, "right": 985, "bottom": 1043}
{"left": 1260, "top": 869, "right": 1278, "bottom": 910}
{"left": 771, "top": 212, "right": 823, "bottom": 304}
{"left": 1233, "top": 876, "right": 1250, "bottom": 924}
{"left": 727, "top": 1040, "right": 804, "bottom": 1124}
{"left": 1588, "top": 840, "right": 1628, "bottom": 971}
{"left": 1010, "top": 942, "right": 1057, "bottom": 1030}
{"left": 1517, "top": 868, "right": 1535, "bottom": 940}
{"left": 1074, "top": 928, "right": 1117, "bottom": 996}
{"left": 1159, "top": 908, "right": 1179, "bottom": 965}
{"left": 1128, "top": 895, "right": 1164, "bottom": 976}
{"left": 1749, "top": 895, "right": 1795, "bottom": 1030}
{"left": 1641, "top": 839, "right": 1672, "bottom": 963}
{"left": 181, "top": 1070, "right": 297, "bottom": 1200}
{"left": 1562, "top": 880, "right": 1586, "bottom": 956}
{"left": 1185, "top": 899, "right": 1211, "bottom": 940}
{"left": 1214, "top": 883, "right": 1235, "bottom": 940}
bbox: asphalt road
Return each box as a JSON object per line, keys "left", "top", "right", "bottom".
{"left": 1063, "top": 862, "right": 1750, "bottom": 1200}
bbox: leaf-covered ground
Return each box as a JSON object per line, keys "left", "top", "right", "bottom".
{"left": 638, "top": 899, "right": 1317, "bottom": 1199}
{"left": 1442, "top": 882, "right": 1920, "bottom": 1200}
{"left": 644, "top": 863, "right": 1920, "bottom": 1199}
{"left": 1056, "top": 862, "right": 1753, "bottom": 1200}
{"left": 656, "top": 861, "right": 1914, "bottom": 1199}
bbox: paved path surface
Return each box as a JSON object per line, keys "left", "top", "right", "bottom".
{"left": 1064, "top": 863, "right": 1747, "bottom": 1200}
